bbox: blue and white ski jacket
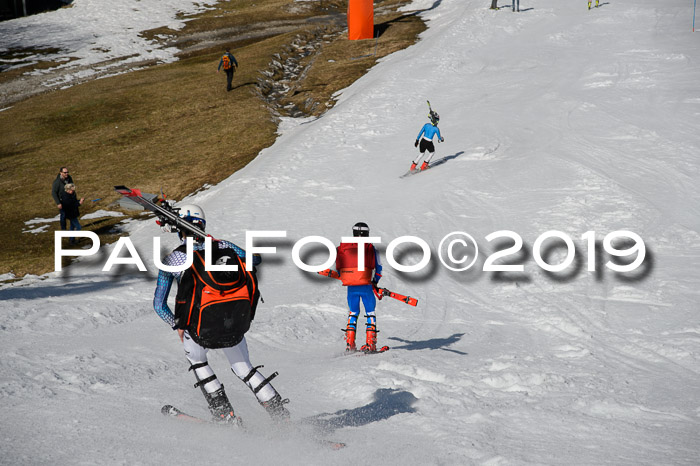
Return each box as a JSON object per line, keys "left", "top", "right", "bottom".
{"left": 153, "top": 239, "right": 260, "bottom": 328}
{"left": 417, "top": 123, "right": 442, "bottom": 142}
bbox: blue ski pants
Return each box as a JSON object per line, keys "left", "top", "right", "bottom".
{"left": 346, "top": 285, "right": 376, "bottom": 329}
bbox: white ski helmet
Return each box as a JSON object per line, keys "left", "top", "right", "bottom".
{"left": 177, "top": 204, "right": 206, "bottom": 230}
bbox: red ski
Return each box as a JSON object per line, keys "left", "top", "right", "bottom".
{"left": 373, "top": 286, "right": 418, "bottom": 307}
{"left": 318, "top": 269, "right": 340, "bottom": 279}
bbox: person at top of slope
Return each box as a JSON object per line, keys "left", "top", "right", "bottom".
{"left": 153, "top": 204, "right": 289, "bottom": 424}
{"left": 411, "top": 108, "right": 444, "bottom": 171}
{"left": 336, "top": 222, "right": 384, "bottom": 353}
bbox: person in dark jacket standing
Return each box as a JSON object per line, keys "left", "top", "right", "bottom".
{"left": 51, "top": 167, "right": 73, "bottom": 230}
{"left": 60, "top": 183, "right": 84, "bottom": 243}
{"left": 217, "top": 48, "right": 239, "bottom": 92}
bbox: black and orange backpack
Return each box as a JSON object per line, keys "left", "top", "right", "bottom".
{"left": 222, "top": 54, "right": 232, "bottom": 70}
{"left": 174, "top": 242, "right": 260, "bottom": 349}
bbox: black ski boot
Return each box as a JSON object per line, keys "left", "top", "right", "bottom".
{"left": 260, "top": 393, "right": 291, "bottom": 422}
{"left": 205, "top": 386, "right": 242, "bottom": 426}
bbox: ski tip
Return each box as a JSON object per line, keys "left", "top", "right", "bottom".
{"left": 326, "top": 441, "right": 347, "bottom": 450}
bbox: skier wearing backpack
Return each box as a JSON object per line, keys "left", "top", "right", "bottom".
{"left": 337, "top": 222, "right": 383, "bottom": 353}
{"left": 153, "top": 204, "right": 289, "bottom": 424}
{"left": 411, "top": 108, "right": 444, "bottom": 171}
{"left": 217, "top": 48, "right": 239, "bottom": 92}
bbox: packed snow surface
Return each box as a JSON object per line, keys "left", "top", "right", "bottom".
{"left": 2, "top": 0, "right": 700, "bottom": 464}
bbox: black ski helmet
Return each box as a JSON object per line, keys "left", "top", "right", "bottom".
{"left": 352, "top": 222, "right": 370, "bottom": 237}
{"left": 429, "top": 110, "right": 440, "bottom": 126}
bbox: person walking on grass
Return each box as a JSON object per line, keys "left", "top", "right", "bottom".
{"left": 217, "top": 48, "right": 239, "bottom": 92}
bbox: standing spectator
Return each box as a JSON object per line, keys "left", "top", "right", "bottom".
{"left": 217, "top": 48, "right": 239, "bottom": 92}
{"left": 60, "top": 183, "right": 84, "bottom": 244}
{"left": 51, "top": 167, "right": 73, "bottom": 230}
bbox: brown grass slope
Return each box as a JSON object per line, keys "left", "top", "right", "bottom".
{"left": 0, "top": 0, "right": 425, "bottom": 277}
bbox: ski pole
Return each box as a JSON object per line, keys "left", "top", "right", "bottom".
{"left": 694, "top": 0, "right": 697, "bottom": 32}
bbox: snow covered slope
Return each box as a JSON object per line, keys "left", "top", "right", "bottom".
{"left": 2, "top": 0, "right": 699, "bottom": 464}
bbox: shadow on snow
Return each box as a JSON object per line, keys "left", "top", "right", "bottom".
{"left": 388, "top": 333, "right": 468, "bottom": 355}
{"left": 301, "top": 388, "right": 418, "bottom": 431}
{"left": 429, "top": 150, "right": 465, "bottom": 169}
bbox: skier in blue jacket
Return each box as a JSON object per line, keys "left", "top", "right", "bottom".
{"left": 411, "top": 110, "right": 444, "bottom": 171}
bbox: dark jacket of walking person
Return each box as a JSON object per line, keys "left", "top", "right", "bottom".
{"left": 52, "top": 167, "right": 73, "bottom": 230}
{"left": 217, "top": 49, "right": 239, "bottom": 92}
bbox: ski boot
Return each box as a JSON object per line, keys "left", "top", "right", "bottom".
{"left": 420, "top": 161, "right": 430, "bottom": 171}
{"left": 410, "top": 162, "right": 417, "bottom": 171}
{"left": 361, "top": 325, "right": 378, "bottom": 353}
{"left": 260, "top": 393, "right": 291, "bottom": 422}
{"left": 205, "top": 386, "right": 242, "bottom": 426}
{"left": 343, "top": 325, "right": 357, "bottom": 352}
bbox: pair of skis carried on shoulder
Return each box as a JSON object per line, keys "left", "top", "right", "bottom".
{"left": 114, "top": 185, "right": 210, "bottom": 242}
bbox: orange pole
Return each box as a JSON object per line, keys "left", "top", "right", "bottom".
{"left": 348, "top": 0, "right": 374, "bottom": 40}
